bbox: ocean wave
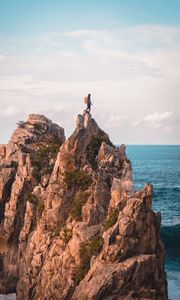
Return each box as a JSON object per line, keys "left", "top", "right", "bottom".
{"left": 161, "top": 224, "right": 180, "bottom": 261}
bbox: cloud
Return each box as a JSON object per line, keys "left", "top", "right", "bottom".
{"left": 0, "top": 105, "right": 20, "bottom": 117}
{"left": 126, "top": 25, "right": 180, "bottom": 45}
{"left": 40, "top": 26, "right": 180, "bottom": 47}
{"left": 39, "top": 30, "right": 103, "bottom": 39}
{"left": 0, "top": 54, "right": 6, "bottom": 61}
{"left": 0, "top": 25, "right": 180, "bottom": 144}
{"left": 106, "top": 115, "right": 127, "bottom": 128}
{"left": 134, "top": 111, "right": 174, "bottom": 129}
{"left": 61, "top": 30, "right": 106, "bottom": 38}
{"left": 1, "top": 25, "right": 180, "bottom": 81}
{"left": 144, "top": 111, "right": 174, "bottom": 127}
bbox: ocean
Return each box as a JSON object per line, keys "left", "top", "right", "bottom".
{"left": 126, "top": 145, "right": 180, "bottom": 300}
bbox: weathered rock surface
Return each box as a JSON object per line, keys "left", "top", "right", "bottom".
{"left": 0, "top": 112, "right": 167, "bottom": 299}
{"left": 0, "top": 114, "right": 65, "bottom": 295}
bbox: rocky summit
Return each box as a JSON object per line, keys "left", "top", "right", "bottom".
{"left": 0, "top": 112, "right": 167, "bottom": 299}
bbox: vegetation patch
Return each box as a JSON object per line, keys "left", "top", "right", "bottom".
{"left": 27, "top": 194, "right": 45, "bottom": 231}
{"left": 30, "top": 142, "right": 61, "bottom": 182}
{"left": 53, "top": 223, "right": 64, "bottom": 237}
{"left": 30, "top": 216, "right": 37, "bottom": 232}
{"left": 60, "top": 152, "right": 75, "bottom": 171}
{"left": 37, "top": 199, "right": 45, "bottom": 217}
{"left": 125, "top": 158, "right": 132, "bottom": 170}
{"left": 62, "top": 226, "right": 73, "bottom": 243}
{"left": 25, "top": 191, "right": 38, "bottom": 204}
{"left": 10, "top": 160, "right": 18, "bottom": 170}
{"left": 86, "top": 133, "right": 113, "bottom": 169}
{"left": 104, "top": 209, "right": 119, "bottom": 230}
{"left": 19, "top": 144, "right": 31, "bottom": 154}
{"left": 63, "top": 170, "right": 92, "bottom": 191}
{"left": 69, "top": 191, "right": 90, "bottom": 221}
{"left": 17, "top": 121, "right": 27, "bottom": 128}
{"left": 74, "top": 233, "right": 103, "bottom": 284}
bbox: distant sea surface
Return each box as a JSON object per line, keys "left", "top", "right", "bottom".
{"left": 126, "top": 145, "right": 180, "bottom": 300}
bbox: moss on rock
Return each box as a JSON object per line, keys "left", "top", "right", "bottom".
{"left": 86, "top": 133, "right": 113, "bottom": 169}
{"left": 74, "top": 233, "right": 103, "bottom": 284}
{"left": 63, "top": 170, "right": 92, "bottom": 191}
{"left": 104, "top": 209, "right": 119, "bottom": 230}
{"left": 69, "top": 191, "right": 90, "bottom": 221}
{"left": 30, "top": 142, "right": 61, "bottom": 182}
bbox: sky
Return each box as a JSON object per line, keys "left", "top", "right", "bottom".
{"left": 0, "top": 0, "right": 180, "bottom": 144}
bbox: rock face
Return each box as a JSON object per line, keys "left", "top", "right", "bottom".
{"left": 0, "top": 112, "right": 167, "bottom": 299}
{"left": 0, "top": 114, "right": 65, "bottom": 295}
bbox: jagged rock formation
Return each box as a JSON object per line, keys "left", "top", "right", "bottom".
{"left": 0, "top": 112, "right": 167, "bottom": 299}
{"left": 0, "top": 114, "right": 65, "bottom": 295}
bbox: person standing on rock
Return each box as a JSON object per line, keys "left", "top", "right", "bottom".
{"left": 84, "top": 94, "right": 92, "bottom": 113}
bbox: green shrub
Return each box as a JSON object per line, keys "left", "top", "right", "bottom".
{"left": 23, "top": 185, "right": 44, "bottom": 231}
{"left": 34, "top": 123, "right": 43, "bottom": 131}
{"left": 19, "top": 144, "right": 31, "bottom": 154}
{"left": 37, "top": 200, "right": 45, "bottom": 217}
{"left": 30, "top": 216, "right": 37, "bottom": 232}
{"left": 21, "top": 188, "right": 39, "bottom": 231}
{"left": 74, "top": 243, "right": 90, "bottom": 284}
{"left": 62, "top": 226, "right": 73, "bottom": 243}
{"left": 104, "top": 209, "right": 119, "bottom": 230}
{"left": 26, "top": 194, "right": 40, "bottom": 231}
{"left": 30, "top": 142, "right": 61, "bottom": 182}
{"left": 86, "top": 133, "right": 113, "bottom": 169}
{"left": 89, "top": 233, "right": 103, "bottom": 256}
{"left": 60, "top": 152, "right": 75, "bottom": 171}
{"left": 74, "top": 233, "right": 103, "bottom": 284}
{"left": 54, "top": 223, "right": 63, "bottom": 237}
{"left": 10, "top": 160, "right": 18, "bottom": 170}
{"left": 63, "top": 170, "right": 92, "bottom": 191}
{"left": 69, "top": 191, "right": 90, "bottom": 221}
{"left": 25, "top": 191, "right": 38, "bottom": 204}
{"left": 17, "top": 121, "right": 26, "bottom": 128}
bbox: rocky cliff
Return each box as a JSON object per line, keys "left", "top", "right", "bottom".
{"left": 0, "top": 112, "right": 167, "bottom": 299}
